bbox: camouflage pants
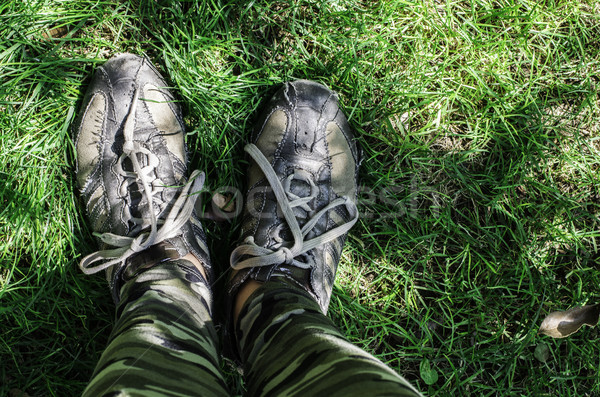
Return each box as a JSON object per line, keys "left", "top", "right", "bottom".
{"left": 83, "top": 259, "right": 422, "bottom": 396}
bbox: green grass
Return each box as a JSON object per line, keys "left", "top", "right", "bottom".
{"left": 1, "top": 0, "right": 600, "bottom": 395}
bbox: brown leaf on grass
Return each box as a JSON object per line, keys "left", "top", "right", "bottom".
{"left": 42, "top": 26, "right": 69, "bottom": 39}
{"left": 539, "top": 304, "right": 600, "bottom": 338}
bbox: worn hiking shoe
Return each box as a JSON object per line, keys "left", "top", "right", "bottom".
{"left": 74, "top": 53, "right": 211, "bottom": 301}
{"left": 229, "top": 80, "right": 360, "bottom": 314}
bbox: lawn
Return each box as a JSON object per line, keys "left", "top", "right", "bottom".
{"left": 1, "top": 0, "right": 600, "bottom": 395}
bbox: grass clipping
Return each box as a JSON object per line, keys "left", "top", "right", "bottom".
{"left": 539, "top": 304, "right": 600, "bottom": 338}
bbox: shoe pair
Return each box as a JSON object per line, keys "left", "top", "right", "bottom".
{"left": 74, "top": 54, "right": 359, "bottom": 314}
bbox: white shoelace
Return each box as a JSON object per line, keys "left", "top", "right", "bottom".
{"left": 79, "top": 86, "right": 203, "bottom": 275}
{"left": 230, "top": 143, "right": 358, "bottom": 271}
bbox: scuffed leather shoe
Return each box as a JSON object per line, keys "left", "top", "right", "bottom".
{"left": 74, "top": 53, "right": 211, "bottom": 301}
{"left": 229, "top": 80, "right": 359, "bottom": 313}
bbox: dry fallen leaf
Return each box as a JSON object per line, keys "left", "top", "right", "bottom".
{"left": 539, "top": 304, "right": 600, "bottom": 338}
{"left": 42, "top": 26, "right": 69, "bottom": 39}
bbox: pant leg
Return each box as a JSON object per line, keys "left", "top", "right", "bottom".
{"left": 236, "top": 279, "right": 422, "bottom": 397}
{"left": 84, "top": 259, "right": 229, "bottom": 397}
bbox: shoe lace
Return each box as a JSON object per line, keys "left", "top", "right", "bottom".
{"left": 230, "top": 143, "right": 358, "bottom": 271}
{"left": 79, "top": 86, "right": 204, "bottom": 275}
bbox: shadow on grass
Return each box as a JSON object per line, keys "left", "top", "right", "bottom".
{"left": 0, "top": 35, "right": 115, "bottom": 394}
{"left": 341, "top": 90, "right": 600, "bottom": 393}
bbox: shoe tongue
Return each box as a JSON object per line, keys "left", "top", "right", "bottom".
{"left": 118, "top": 144, "right": 157, "bottom": 233}
{"left": 289, "top": 177, "right": 311, "bottom": 199}
{"left": 121, "top": 134, "right": 182, "bottom": 234}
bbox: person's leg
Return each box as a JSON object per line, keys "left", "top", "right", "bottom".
{"left": 228, "top": 80, "right": 422, "bottom": 396}
{"left": 236, "top": 279, "right": 421, "bottom": 396}
{"left": 84, "top": 250, "right": 228, "bottom": 396}
{"left": 74, "top": 54, "right": 228, "bottom": 396}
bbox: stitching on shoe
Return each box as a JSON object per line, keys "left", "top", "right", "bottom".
{"left": 273, "top": 106, "right": 290, "bottom": 163}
